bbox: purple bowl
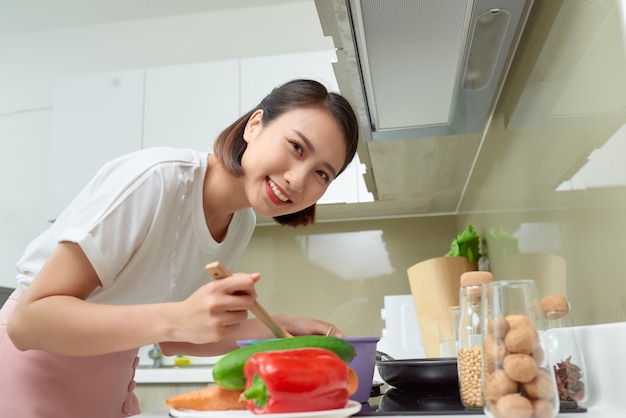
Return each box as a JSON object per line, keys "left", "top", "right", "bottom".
{"left": 343, "top": 337, "right": 380, "bottom": 403}
{"left": 236, "top": 336, "right": 380, "bottom": 403}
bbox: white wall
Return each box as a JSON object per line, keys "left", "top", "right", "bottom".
{"left": 0, "top": 1, "right": 334, "bottom": 288}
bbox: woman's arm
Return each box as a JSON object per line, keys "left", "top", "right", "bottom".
{"left": 7, "top": 242, "right": 258, "bottom": 356}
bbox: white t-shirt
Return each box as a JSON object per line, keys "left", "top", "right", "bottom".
{"left": 15, "top": 147, "right": 256, "bottom": 305}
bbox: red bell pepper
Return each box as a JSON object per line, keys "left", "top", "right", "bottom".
{"left": 241, "top": 347, "right": 350, "bottom": 414}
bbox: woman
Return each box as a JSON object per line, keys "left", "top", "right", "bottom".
{"left": 0, "top": 79, "right": 359, "bottom": 417}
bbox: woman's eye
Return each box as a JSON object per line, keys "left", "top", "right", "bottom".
{"left": 316, "top": 170, "right": 330, "bottom": 183}
{"left": 290, "top": 141, "right": 303, "bottom": 156}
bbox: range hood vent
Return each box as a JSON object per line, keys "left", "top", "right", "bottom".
{"left": 316, "top": 0, "right": 534, "bottom": 141}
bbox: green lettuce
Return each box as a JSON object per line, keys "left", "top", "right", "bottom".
{"left": 445, "top": 224, "right": 481, "bottom": 263}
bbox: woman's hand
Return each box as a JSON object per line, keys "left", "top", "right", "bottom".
{"left": 170, "top": 272, "right": 261, "bottom": 344}
{"left": 275, "top": 315, "right": 346, "bottom": 338}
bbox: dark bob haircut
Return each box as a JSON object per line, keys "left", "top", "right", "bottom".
{"left": 213, "top": 79, "right": 359, "bottom": 227}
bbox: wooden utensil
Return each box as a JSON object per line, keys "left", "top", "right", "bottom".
{"left": 205, "top": 261, "right": 293, "bottom": 338}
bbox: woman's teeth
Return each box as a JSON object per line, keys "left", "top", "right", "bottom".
{"left": 268, "top": 179, "right": 289, "bottom": 202}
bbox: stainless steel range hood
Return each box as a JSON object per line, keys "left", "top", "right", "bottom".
{"left": 316, "top": 0, "right": 534, "bottom": 141}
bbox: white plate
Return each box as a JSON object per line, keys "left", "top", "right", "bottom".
{"left": 169, "top": 400, "right": 362, "bottom": 418}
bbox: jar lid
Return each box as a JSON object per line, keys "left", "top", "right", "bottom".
{"left": 460, "top": 271, "right": 494, "bottom": 287}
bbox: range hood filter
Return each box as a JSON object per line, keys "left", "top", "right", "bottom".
{"left": 463, "top": 9, "right": 512, "bottom": 90}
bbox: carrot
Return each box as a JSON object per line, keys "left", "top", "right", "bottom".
{"left": 165, "top": 385, "right": 247, "bottom": 410}
{"left": 347, "top": 367, "right": 359, "bottom": 396}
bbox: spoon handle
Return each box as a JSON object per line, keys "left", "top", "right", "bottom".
{"left": 205, "top": 261, "right": 293, "bottom": 338}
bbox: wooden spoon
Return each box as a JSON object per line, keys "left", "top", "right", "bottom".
{"left": 205, "top": 261, "right": 293, "bottom": 338}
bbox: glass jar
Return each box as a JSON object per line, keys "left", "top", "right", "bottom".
{"left": 450, "top": 305, "right": 461, "bottom": 341}
{"left": 440, "top": 305, "right": 460, "bottom": 358}
{"left": 541, "top": 294, "right": 588, "bottom": 407}
{"left": 481, "top": 280, "right": 559, "bottom": 418}
{"left": 457, "top": 271, "right": 494, "bottom": 409}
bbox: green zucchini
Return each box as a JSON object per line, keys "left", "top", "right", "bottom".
{"left": 212, "top": 336, "right": 356, "bottom": 390}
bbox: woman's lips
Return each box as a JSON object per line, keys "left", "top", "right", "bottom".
{"left": 266, "top": 177, "right": 290, "bottom": 206}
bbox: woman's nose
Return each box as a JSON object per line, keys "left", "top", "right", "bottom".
{"left": 284, "top": 168, "right": 305, "bottom": 193}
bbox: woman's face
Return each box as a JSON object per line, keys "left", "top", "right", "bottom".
{"left": 240, "top": 107, "right": 347, "bottom": 218}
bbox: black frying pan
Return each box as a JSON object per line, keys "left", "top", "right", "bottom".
{"left": 376, "top": 351, "right": 459, "bottom": 390}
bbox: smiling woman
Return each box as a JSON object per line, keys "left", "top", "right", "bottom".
{"left": 0, "top": 79, "right": 358, "bottom": 418}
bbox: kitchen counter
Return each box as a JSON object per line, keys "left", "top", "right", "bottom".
{"left": 135, "top": 365, "right": 214, "bottom": 384}
{"left": 130, "top": 322, "right": 626, "bottom": 418}
{"left": 134, "top": 346, "right": 221, "bottom": 384}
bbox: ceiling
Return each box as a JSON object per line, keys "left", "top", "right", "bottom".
{"left": 0, "top": 0, "right": 309, "bottom": 35}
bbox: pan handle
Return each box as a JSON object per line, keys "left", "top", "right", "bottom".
{"left": 376, "top": 350, "right": 396, "bottom": 362}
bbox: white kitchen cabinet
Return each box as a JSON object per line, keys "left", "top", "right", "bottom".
{"left": 45, "top": 61, "right": 239, "bottom": 221}
{"left": 143, "top": 60, "right": 240, "bottom": 152}
{"left": 46, "top": 70, "right": 144, "bottom": 221}
{"left": 239, "top": 50, "right": 339, "bottom": 110}
{"left": 46, "top": 52, "right": 371, "bottom": 220}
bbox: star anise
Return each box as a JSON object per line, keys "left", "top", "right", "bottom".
{"left": 554, "top": 356, "right": 585, "bottom": 402}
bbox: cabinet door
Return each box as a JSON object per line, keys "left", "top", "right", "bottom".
{"left": 46, "top": 70, "right": 144, "bottom": 221}
{"left": 240, "top": 50, "right": 338, "bottom": 111}
{"left": 143, "top": 60, "right": 240, "bottom": 152}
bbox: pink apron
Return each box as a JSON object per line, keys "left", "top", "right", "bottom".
{"left": 0, "top": 289, "right": 141, "bottom": 417}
